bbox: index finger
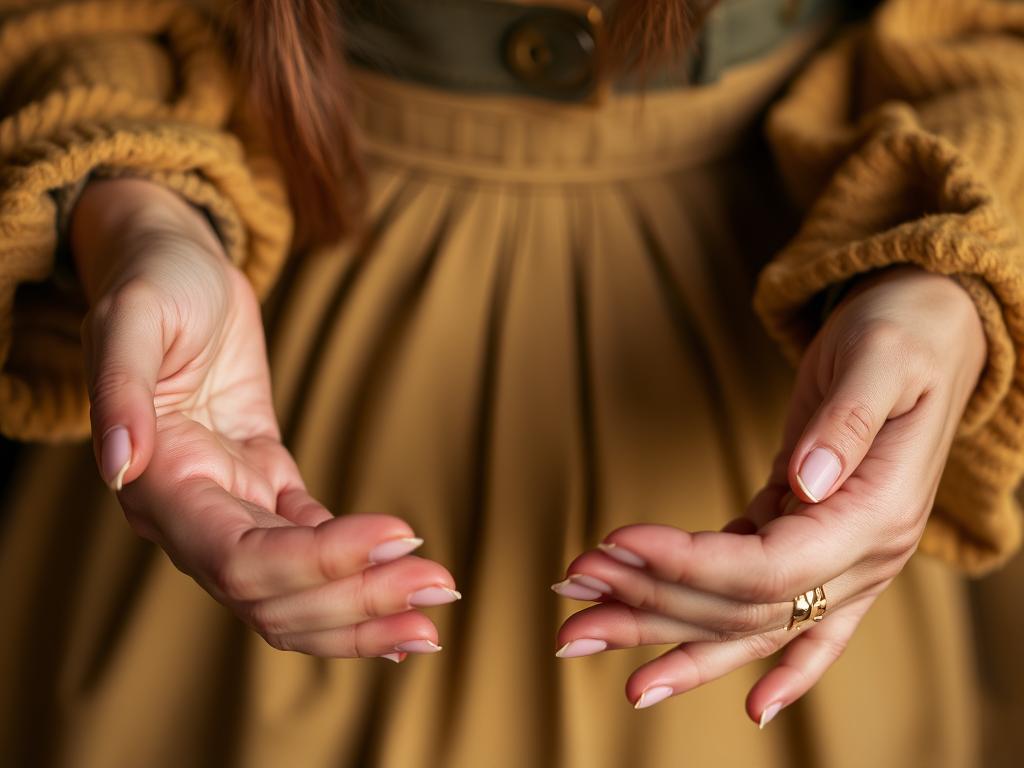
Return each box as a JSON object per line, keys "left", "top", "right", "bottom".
{"left": 123, "top": 475, "right": 422, "bottom": 601}
{"left": 600, "top": 500, "right": 865, "bottom": 604}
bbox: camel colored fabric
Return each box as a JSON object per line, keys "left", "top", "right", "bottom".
{"left": 0, "top": 0, "right": 1020, "bottom": 571}
{"left": 0, "top": 0, "right": 1019, "bottom": 766}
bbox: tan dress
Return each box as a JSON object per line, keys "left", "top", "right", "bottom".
{"left": 0, "top": 11, "right": 989, "bottom": 768}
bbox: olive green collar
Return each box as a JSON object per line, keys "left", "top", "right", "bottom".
{"left": 343, "top": 0, "right": 845, "bottom": 103}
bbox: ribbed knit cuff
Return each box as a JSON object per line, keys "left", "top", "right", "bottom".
{"left": 0, "top": 0, "right": 293, "bottom": 442}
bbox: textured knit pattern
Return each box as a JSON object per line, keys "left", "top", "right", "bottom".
{"left": 0, "top": 0, "right": 292, "bottom": 441}
{"left": 753, "top": 0, "right": 1024, "bottom": 575}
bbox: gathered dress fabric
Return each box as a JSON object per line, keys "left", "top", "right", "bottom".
{"left": 0, "top": 8, "right": 992, "bottom": 767}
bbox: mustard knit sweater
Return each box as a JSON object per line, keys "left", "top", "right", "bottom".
{"left": 1, "top": 0, "right": 1022, "bottom": 576}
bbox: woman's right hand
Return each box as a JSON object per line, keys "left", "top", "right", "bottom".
{"left": 72, "top": 178, "right": 459, "bottom": 662}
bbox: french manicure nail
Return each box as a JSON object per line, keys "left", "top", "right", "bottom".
{"left": 555, "top": 638, "right": 608, "bottom": 658}
{"left": 395, "top": 639, "right": 443, "bottom": 654}
{"left": 598, "top": 542, "right": 646, "bottom": 568}
{"left": 369, "top": 537, "right": 424, "bottom": 565}
{"left": 101, "top": 425, "right": 132, "bottom": 491}
{"left": 759, "top": 701, "right": 784, "bottom": 729}
{"left": 408, "top": 586, "right": 462, "bottom": 607}
{"left": 634, "top": 685, "right": 674, "bottom": 710}
{"left": 796, "top": 447, "right": 841, "bottom": 502}
{"left": 550, "top": 574, "right": 612, "bottom": 601}
{"left": 380, "top": 652, "right": 405, "bottom": 663}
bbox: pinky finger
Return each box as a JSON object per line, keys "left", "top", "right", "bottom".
{"left": 745, "top": 596, "right": 871, "bottom": 728}
{"left": 626, "top": 627, "right": 791, "bottom": 710}
{"left": 264, "top": 610, "right": 441, "bottom": 660}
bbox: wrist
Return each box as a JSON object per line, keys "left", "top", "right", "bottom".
{"left": 70, "top": 178, "right": 226, "bottom": 302}
{"left": 838, "top": 264, "right": 987, "bottom": 385}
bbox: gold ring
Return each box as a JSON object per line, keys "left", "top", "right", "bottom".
{"left": 787, "top": 586, "right": 827, "bottom": 631}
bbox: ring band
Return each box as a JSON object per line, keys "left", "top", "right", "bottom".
{"left": 787, "top": 586, "right": 827, "bottom": 631}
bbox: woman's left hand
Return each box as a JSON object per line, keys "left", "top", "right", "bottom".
{"left": 551, "top": 264, "right": 986, "bottom": 725}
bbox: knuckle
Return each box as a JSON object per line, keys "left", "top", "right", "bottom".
{"left": 246, "top": 603, "right": 282, "bottom": 637}
{"left": 818, "top": 634, "right": 849, "bottom": 664}
{"left": 709, "top": 628, "right": 740, "bottom": 643}
{"left": 632, "top": 578, "right": 662, "bottom": 614}
{"left": 213, "top": 558, "right": 255, "bottom": 602}
{"left": 825, "top": 399, "right": 875, "bottom": 448}
{"left": 94, "top": 280, "right": 162, "bottom": 325}
{"left": 354, "top": 568, "right": 379, "bottom": 619}
{"left": 717, "top": 602, "right": 769, "bottom": 635}
{"left": 741, "top": 631, "right": 784, "bottom": 660}
{"left": 852, "top": 320, "right": 906, "bottom": 358}
{"left": 346, "top": 627, "right": 368, "bottom": 658}
{"left": 262, "top": 632, "right": 293, "bottom": 653}
{"left": 743, "top": 567, "right": 792, "bottom": 605}
{"left": 313, "top": 524, "right": 343, "bottom": 582}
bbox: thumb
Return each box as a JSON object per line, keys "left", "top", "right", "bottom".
{"left": 84, "top": 283, "right": 164, "bottom": 491}
{"left": 788, "top": 333, "right": 919, "bottom": 504}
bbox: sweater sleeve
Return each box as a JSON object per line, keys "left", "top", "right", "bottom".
{"left": 752, "top": 0, "right": 1024, "bottom": 575}
{"left": 0, "top": 0, "right": 293, "bottom": 442}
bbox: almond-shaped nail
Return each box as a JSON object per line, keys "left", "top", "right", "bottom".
{"left": 759, "top": 701, "right": 784, "bottom": 729}
{"left": 101, "top": 425, "right": 132, "bottom": 491}
{"left": 369, "top": 537, "right": 424, "bottom": 565}
{"left": 408, "top": 586, "right": 462, "bottom": 607}
{"left": 551, "top": 574, "right": 612, "bottom": 601}
{"left": 555, "top": 638, "right": 608, "bottom": 658}
{"left": 395, "top": 639, "right": 443, "bottom": 654}
{"left": 634, "top": 685, "right": 674, "bottom": 710}
{"left": 796, "top": 447, "right": 841, "bottom": 502}
{"left": 598, "top": 542, "right": 646, "bottom": 568}
{"left": 380, "top": 652, "right": 406, "bottom": 663}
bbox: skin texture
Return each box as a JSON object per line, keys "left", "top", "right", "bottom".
{"left": 73, "top": 179, "right": 987, "bottom": 715}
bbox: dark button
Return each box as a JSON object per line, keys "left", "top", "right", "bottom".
{"left": 503, "top": 10, "right": 598, "bottom": 96}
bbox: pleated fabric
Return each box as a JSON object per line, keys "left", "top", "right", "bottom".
{"left": 0, "top": 17, "right": 982, "bottom": 768}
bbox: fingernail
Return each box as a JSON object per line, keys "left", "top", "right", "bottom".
{"left": 634, "top": 685, "right": 674, "bottom": 710}
{"left": 395, "top": 639, "right": 443, "bottom": 654}
{"left": 796, "top": 447, "right": 841, "bottom": 502}
{"left": 408, "top": 587, "right": 462, "bottom": 607}
{"left": 380, "top": 652, "right": 406, "bottom": 663}
{"left": 369, "top": 537, "right": 424, "bottom": 565}
{"left": 598, "top": 542, "right": 646, "bottom": 568}
{"left": 550, "top": 574, "right": 612, "bottom": 601}
{"left": 759, "top": 701, "right": 784, "bottom": 729}
{"left": 101, "top": 425, "right": 132, "bottom": 491}
{"left": 555, "top": 638, "right": 608, "bottom": 658}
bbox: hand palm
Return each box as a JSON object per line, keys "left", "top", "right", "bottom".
{"left": 149, "top": 265, "right": 295, "bottom": 518}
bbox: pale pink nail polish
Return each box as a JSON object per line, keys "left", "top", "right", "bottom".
{"left": 796, "top": 447, "right": 841, "bottom": 502}
{"left": 395, "top": 639, "right": 443, "bottom": 653}
{"left": 550, "top": 581, "right": 603, "bottom": 601}
{"left": 550, "top": 574, "right": 612, "bottom": 600}
{"left": 380, "top": 652, "right": 405, "bottom": 663}
{"left": 408, "top": 586, "right": 462, "bottom": 607}
{"left": 569, "top": 574, "right": 613, "bottom": 593}
{"left": 759, "top": 701, "right": 784, "bottom": 729}
{"left": 368, "top": 537, "right": 424, "bottom": 565}
{"left": 598, "top": 542, "right": 646, "bottom": 568}
{"left": 101, "top": 425, "right": 132, "bottom": 491}
{"left": 555, "top": 638, "right": 608, "bottom": 658}
{"left": 634, "top": 685, "right": 674, "bottom": 709}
